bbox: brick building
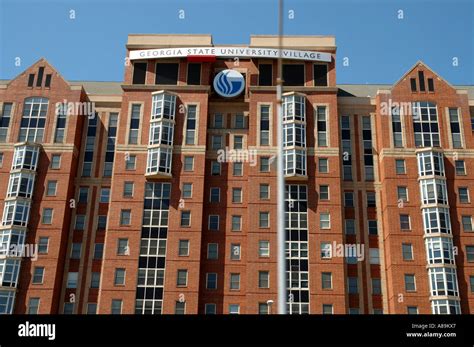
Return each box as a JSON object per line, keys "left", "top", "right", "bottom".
{"left": 0, "top": 34, "right": 473, "bottom": 314}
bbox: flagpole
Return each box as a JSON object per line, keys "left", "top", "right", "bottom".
{"left": 276, "top": 0, "right": 287, "bottom": 315}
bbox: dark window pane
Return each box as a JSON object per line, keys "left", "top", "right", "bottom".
{"left": 28, "top": 74, "right": 35, "bottom": 87}
{"left": 187, "top": 63, "right": 201, "bottom": 85}
{"left": 410, "top": 78, "right": 417, "bottom": 92}
{"left": 427, "top": 78, "right": 434, "bottom": 92}
{"left": 259, "top": 64, "right": 272, "bottom": 86}
{"left": 314, "top": 64, "right": 328, "bottom": 86}
{"left": 36, "top": 67, "right": 44, "bottom": 87}
{"left": 283, "top": 64, "right": 304, "bottom": 86}
{"left": 156, "top": 63, "right": 179, "bottom": 85}
{"left": 132, "top": 63, "right": 147, "bottom": 84}
{"left": 45, "top": 74, "right": 52, "bottom": 87}
{"left": 418, "top": 71, "right": 425, "bottom": 92}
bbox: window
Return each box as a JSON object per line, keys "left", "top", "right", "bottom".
{"left": 120, "top": 210, "right": 131, "bottom": 226}
{"left": 449, "top": 108, "right": 462, "bottom": 148}
{"left": 344, "top": 192, "right": 354, "bottom": 207}
{"left": 349, "top": 308, "right": 359, "bottom": 315}
{"left": 211, "top": 161, "right": 221, "bottom": 175}
{"left": 229, "top": 304, "right": 240, "bottom": 314}
{"left": 455, "top": 160, "right": 466, "bottom": 175}
{"left": 319, "top": 185, "right": 329, "bottom": 200}
{"left": 260, "top": 157, "right": 270, "bottom": 172}
{"left": 124, "top": 182, "right": 134, "bottom": 198}
{"left": 32, "top": 267, "right": 44, "bottom": 284}
{"left": 111, "top": 300, "right": 123, "bottom": 314}
{"left": 54, "top": 103, "right": 67, "bottom": 143}
{"left": 402, "top": 243, "right": 413, "bottom": 260}
{"left": 27, "top": 74, "right": 35, "bottom": 87}
{"left": 405, "top": 274, "right": 416, "bottom": 291}
{"left": 418, "top": 71, "right": 426, "bottom": 91}
{"left": 42, "top": 208, "right": 53, "bottom": 224}
{"left": 97, "top": 215, "right": 107, "bottom": 230}
{"left": 230, "top": 273, "right": 240, "bottom": 290}
{"left": 368, "top": 220, "right": 378, "bottom": 235}
{"left": 87, "top": 303, "right": 97, "bottom": 314}
{"left": 132, "top": 62, "right": 147, "bottom": 84}
{"left": 126, "top": 155, "right": 136, "bottom": 170}
{"left": 367, "top": 192, "right": 376, "bottom": 207}
{"left": 205, "top": 303, "right": 216, "bottom": 314}
{"left": 259, "top": 212, "right": 269, "bottom": 228}
{"left": 182, "top": 183, "right": 192, "bottom": 199}
{"left": 178, "top": 240, "right": 189, "bottom": 256}
{"left": 187, "top": 63, "right": 201, "bottom": 85}
{"left": 117, "top": 239, "right": 129, "bottom": 255}
{"left": 345, "top": 219, "right": 355, "bottom": 235}
{"left": 155, "top": 63, "right": 179, "bottom": 85}
{"left": 183, "top": 156, "right": 194, "bottom": 171}
{"left": 28, "top": 298, "right": 40, "bottom": 314}
{"left": 407, "top": 306, "right": 418, "bottom": 315}
{"left": 90, "top": 272, "right": 100, "bottom": 288}
{"left": 206, "top": 273, "right": 217, "bottom": 289}
{"left": 259, "top": 184, "right": 270, "bottom": 200}
{"left": 400, "top": 214, "right": 411, "bottom": 230}
{"left": 234, "top": 114, "right": 245, "bottom": 129}
{"left": 412, "top": 102, "right": 440, "bottom": 147}
{"left": 100, "top": 188, "right": 110, "bottom": 203}
{"left": 395, "top": 159, "right": 406, "bottom": 174}
{"left": 231, "top": 215, "right": 242, "bottom": 231}
{"left": 283, "top": 64, "right": 304, "bottom": 86}
{"left": 18, "top": 97, "right": 48, "bottom": 143}
{"left": 207, "top": 243, "right": 218, "bottom": 260}
{"left": 258, "top": 271, "right": 269, "bottom": 288}
{"left": 104, "top": 115, "right": 117, "bottom": 176}
{"left": 259, "top": 64, "right": 272, "bottom": 86}
{"left": 185, "top": 105, "right": 197, "bottom": 145}
{"left": 322, "top": 304, "right": 333, "bottom": 314}
{"left": 258, "top": 303, "right": 269, "bottom": 315}
{"left": 94, "top": 243, "right": 104, "bottom": 259}
{"left": 410, "top": 78, "right": 417, "bottom": 92}
{"left": 0, "top": 153, "right": 3, "bottom": 167}
{"left": 0, "top": 103, "right": 13, "bottom": 142}
{"left": 369, "top": 248, "right": 380, "bottom": 264}
{"left": 45, "top": 74, "right": 52, "bottom": 87}
{"left": 260, "top": 105, "right": 270, "bottom": 145}
{"left": 320, "top": 213, "right": 330, "bottom": 229}
{"left": 50, "top": 154, "right": 61, "bottom": 169}
{"left": 67, "top": 272, "right": 78, "bottom": 288}
{"left": 114, "top": 268, "right": 126, "bottom": 285}
{"left": 213, "top": 113, "right": 224, "bottom": 129}
{"left": 322, "top": 272, "right": 332, "bottom": 289}
{"left": 210, "top": 187, "right": 220, "bottom": 202}
{"left": 211, "top": 135, "right": 223, "bottom": 150}
{"left": 177, "top": 270, "right": 188, "bottom": 286}
{"left": 38, "top": 237, "right": 49, "bottom": 254}
{"left": 146, "top": 147, "right": 173, "bottom": 175}
{"left": 462, "top": 216, "right": 473, "bottom": 232}
{"left": 470, "top": 276, "right": 474, "bottom": 293}
{"left": 230, "top": 243, "right": 241, "bottom": 260}
{"left": 75, "top": 215, "right": 85, "bottom": 230}
{"left": 233, "top": 162, "right": 243, "bottom": 176}
{"left": 208, "top": 215, "right": 219, "bottom": 231}
{"left": 71, "top": 243, "right": 81, "bottom": 259}
{"left": 128, "top": 104, "right": 141, "bottom": 144}
{"left": 318, "top": 158, "right": 328, "bottom": 173}
{"left": 180, "top": 211, "right": 191, "bottom": 227}
{"left": 391, "top": 109, "right": 403, "bottom": 148}
{"left": 233, "top": 135, "right": 243, "bottom": 149}
{"left": 316, "top": 106, "right": 328, "bottom": 146}
{"left": 7, "top": 172, "right": 35, "bottom": 198}
{"left": 78, "top": 187, "right": 89, "bottom": 203}
{"left": 321, "top": 242, "right": 332, "bottom": 259}
{"left": 348, "top": 277, "right": 358, "bottom": 294}
{"left": 259, "top": 240, "right": 270, "bottom": 257}
{"left": 466, "top": 246, "right": 474, "bottom": 262}
{"left": 397, "top": 186, "right": 408, "bottom": 202}
{"left": 314, "top": 64, "right": 328, "bottom": 86}
{"left": 175, "top": 301, "right": 185, "bottom": 314}
{"left": 459, "top": 187, "right": 470, "bottom": 203}
{"left": 232, "top": 188, "right": 242, "bottom": 203}
{"left": 372, "top": 278, "right": 381, "bottom": 295}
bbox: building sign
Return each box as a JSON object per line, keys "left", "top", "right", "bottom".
{"left": 129, "top": 46, "right": 331, "bottom": 62}
{"left": 213, "top": 69, "right": 245, "bottom": 98}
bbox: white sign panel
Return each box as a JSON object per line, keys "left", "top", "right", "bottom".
{"left": 129, "top": 46, "right": 332, "bottom": 62}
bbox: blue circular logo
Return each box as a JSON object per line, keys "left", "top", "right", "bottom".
{"left": 213, "top": 69, "right": 245, "bottom": 98}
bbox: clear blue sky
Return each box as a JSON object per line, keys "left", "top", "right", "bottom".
{"left": 0, "top": 0, "right": 473, "bottom": 84}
